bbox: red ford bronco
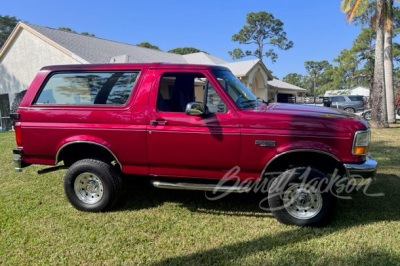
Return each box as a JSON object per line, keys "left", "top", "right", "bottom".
{"left": 12, "top": 63, "right": 377, "bottom": 226}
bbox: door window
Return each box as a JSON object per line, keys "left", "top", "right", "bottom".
{"left": 157, "top": 73, "right": 227, "bottom": 114}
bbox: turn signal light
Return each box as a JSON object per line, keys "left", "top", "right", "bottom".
{"left": 353, "top": 146, "right": 368, "bottom": 155}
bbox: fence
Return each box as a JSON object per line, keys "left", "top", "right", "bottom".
{"left": 285, "top": 96, "right": 324, "bottom": 105}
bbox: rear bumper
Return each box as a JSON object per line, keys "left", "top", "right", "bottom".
{"left": 13, "top": 155, "right": 23, "bottom": 172}
{"left": 13, "top": 148, "right": 30, "bottom": 172}
{"left": 344, "top": 156, "right": 377, "bottom": 186}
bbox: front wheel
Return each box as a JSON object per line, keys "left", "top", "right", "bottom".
{"left": 64, "top": 159, "right": 122, "bottom": 212}
{"left": 268, "top": 167, "right": 337, "bottom": 227}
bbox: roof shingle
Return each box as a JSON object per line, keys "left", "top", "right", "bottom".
{"left": 28, "top": 23, "right": 186, "bottom": 64}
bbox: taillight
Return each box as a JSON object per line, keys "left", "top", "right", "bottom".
{"left": 14, "top": 122, "right": 22, "bottom": 147}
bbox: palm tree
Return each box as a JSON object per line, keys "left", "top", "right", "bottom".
{"left": 373, "top": 0, "right": 389, "bottom": 127}
{"left": 341, "top": 0, "right": 390, "bottom": 128}
{"left": 384, "top": 0, "right": 396, "bottom": 123}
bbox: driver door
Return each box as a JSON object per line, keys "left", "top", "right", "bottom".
{"left": 147, "top": 69, "right": 240, "bottom": 179}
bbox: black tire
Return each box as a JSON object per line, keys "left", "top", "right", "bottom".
{"left": 344, "top": 107, "right": 355, "bottom": 113}
{"left": 397, "top": 107, "right": 400, "bottom": 116}
{"left": 64, "top": 159, "right": 123, "bottom": 212}
{"left": 10, "top": 90, "right": 27, "bottom": 114}
{"left": 363, "top": 110, "right": 372, "bottom": 120}
{"left": 268, "top": 167, "right": 337, "bottom": 227}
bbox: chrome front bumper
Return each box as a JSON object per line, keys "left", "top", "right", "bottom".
{"left": 344, "top": 156, "right": 377, "bottom": 186}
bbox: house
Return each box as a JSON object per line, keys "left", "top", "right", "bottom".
{"left": 0, "top": 22, "right": 306, "bottom": 128}
{"left": 324, "top": 86, "right": 370, "bottom": 97}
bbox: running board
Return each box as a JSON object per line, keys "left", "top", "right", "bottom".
{"left": 37, "top": 165, "right": 67, "bottom": 175}
{"left": 151, "top": 180, "right": 251, "bottom": 193}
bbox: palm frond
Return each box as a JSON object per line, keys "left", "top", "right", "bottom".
{"left": 346, "top": 0, "right": 369, "bottom": 23}
{"left": 384, "top": 0, "right": 393, "bottom": 31}
{"left": 341, "top": 0, "right": 353, "bottom": 12}
{"left": 371, "top": 13, "right": 377, "bottom": 30}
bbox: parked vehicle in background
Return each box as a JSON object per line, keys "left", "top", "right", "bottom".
{"left": 322, "top": 95, "right": 366, "bottom": 113}
{"left": 362, "top": 107, "right": 400, "bottom": 120}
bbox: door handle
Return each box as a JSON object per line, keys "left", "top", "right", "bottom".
{"left": 150, "top": 120, "right": 168, "bottom": 126}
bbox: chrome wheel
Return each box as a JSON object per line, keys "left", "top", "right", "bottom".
{"left": 364, "top": 111, "right": 371, "bottom": 120}
{"left": 344, "top": 108, "right": 355, "bottom": 113}
{"left": 283, "top": 183, "right": 323, "bottom": 220}
{"left": 74, "top": 172, "right": 104, "bottom": 204}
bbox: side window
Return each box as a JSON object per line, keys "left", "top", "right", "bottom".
{"left": 157, "top": 73, "right": 227, "bottom": 114}
{"left": 332, "top": 96, "right": 345, "bottom": 102}
{"left": 200, "top": 81, "right": 228, "bottom": 114}
{"left": 337, "top": 96, "right": 345, "bottom": 102}
{"left": 35, "top": 71, "right": 139, "bottom": 105}
{"left": 348, "top": 96, "right": 363, "bottom": 101}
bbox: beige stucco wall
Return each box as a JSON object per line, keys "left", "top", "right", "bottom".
{"left": 0, "top": 28, "right": 80, "bottom": 104}
{"left": 244, "top": 64, "right": 270, "bottom": 101}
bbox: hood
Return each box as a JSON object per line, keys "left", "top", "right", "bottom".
{"left": 260, "top": 103, "right": 347, "bottom": 116}
{"left": 239, "top": 103, "right": 369, "bottom": 133}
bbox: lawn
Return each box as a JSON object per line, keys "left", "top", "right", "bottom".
{"left": 1, "top": 125, "right": 400, "bottom": 265}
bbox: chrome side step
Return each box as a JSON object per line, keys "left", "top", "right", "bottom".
{"left": 151, "top": 180, "right": 251, "bottom": 193}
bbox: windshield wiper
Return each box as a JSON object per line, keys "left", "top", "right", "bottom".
{"left": 238, "top": 99, "right": 258, "bottom": 109}
{"left": 257, "top": 97, "right": 269, "bottom": 105}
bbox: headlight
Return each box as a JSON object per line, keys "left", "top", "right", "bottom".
{"left": 352, "top": 130, "right": 370, "bottom": 155}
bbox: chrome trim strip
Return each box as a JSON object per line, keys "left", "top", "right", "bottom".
{"left": 259, "top": 149, "right": 341, "bottom": 180}
{"left": 151, "top": 181, "right": 251, "bottom": 193}
{"left": 56, "top": 141, "right": 122, "bottom": 169}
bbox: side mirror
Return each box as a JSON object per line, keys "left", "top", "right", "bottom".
{"left": 185, "top": 102, "right": 205, "bottom": 116}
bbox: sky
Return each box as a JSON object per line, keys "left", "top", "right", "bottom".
{"left": 1, "top": 0, "right": 364, "bottom": 79}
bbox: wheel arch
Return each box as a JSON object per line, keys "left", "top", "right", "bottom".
{"left": 56, "top": 141, "right": 121, "bottom": 169}
{"left": 260, "top": 149, "right": 346, "bottom": 179}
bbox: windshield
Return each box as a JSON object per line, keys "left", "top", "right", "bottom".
{"left": 212, "top": 69, "right": 261, "bottom": 110}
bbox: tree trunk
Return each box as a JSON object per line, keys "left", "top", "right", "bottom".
{"left": 384, "top": 0, "right": 396, "bottom": 123}
{"left": 371, "top": 0, "right": 389, "bottom": 128}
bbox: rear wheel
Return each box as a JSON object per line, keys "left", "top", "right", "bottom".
{"left": 268, "top": 167, "right": 337, "bottom": 227}
{"left": 344, "top": 107, "right": 355, "bottom": 113}
{"left": 363, "top": 110, "right": 372, "bottom": 120}
{"left": 64, "top": 159, "right": 122, "bottom": 212}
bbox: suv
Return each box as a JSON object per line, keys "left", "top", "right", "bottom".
{"left": 322, "top": 95, "right": 366, "bottom": 113}
{"left": 11, "top": 63, "right": 377, "bottom": 227}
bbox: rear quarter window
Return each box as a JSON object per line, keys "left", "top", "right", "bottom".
{"left": 35, "top": 71, "right": 140, "bottom": 106}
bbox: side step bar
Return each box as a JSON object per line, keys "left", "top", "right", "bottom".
{"left": 37, "top": 165, "right": 67, "bottom": 175}
{"left": 151, "top": 180, "right": 251, "bottom": 193}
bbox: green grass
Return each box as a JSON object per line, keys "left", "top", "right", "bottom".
{"left": 1, "top": 126, "right": 400, "bottom": 265}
